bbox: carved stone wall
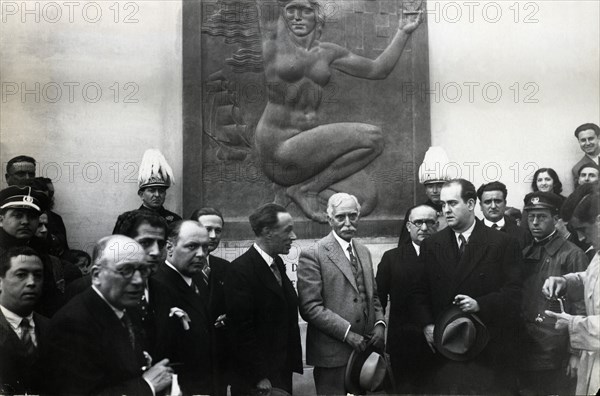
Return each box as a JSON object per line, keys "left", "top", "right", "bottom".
{"left": 184, "top": 0, "right": 431, "bottom": 239}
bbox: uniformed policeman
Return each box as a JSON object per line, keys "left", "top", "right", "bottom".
{"left": 113, "top": 149, "right": 182, "bottom": 233}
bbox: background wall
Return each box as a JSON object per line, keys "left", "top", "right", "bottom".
{"left": 1, "top": 0, "right": 598, "bottom": 252}
{"left": 0, "top": 0, "right": 183, "bottom": 251}
{"left": 428, "top": 0, "right": 600, "bottom": 211}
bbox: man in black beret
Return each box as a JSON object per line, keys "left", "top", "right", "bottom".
{"left": 0, "top": 186, "right": 61, "bottom": 316}
{"left": 518, "top": 191, "right": 589, "bottom": 395}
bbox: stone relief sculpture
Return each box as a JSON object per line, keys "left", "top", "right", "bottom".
{"left": 203, "top": 0, "right": 423, "bottom": 223}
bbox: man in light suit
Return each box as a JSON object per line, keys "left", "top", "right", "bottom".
{"left": 0, "top": 246, "right": 47, "bottom": 395}
{"left": 227, "top": 203, "right": 303, "bottom": 396}
{"left": 298, "top": 193, "right": 386, "bottom": 395}
{"left": 414, "top": 179, "right": 522, "bottom": 394}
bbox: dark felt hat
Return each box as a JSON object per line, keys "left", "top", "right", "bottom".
{"left": 0, "top": 186, "right": 48, "bottom": 213}
{"left": 434, "top": 306, "right": 489, "bottom": 362}
{"left": 523, "top": 191, "right": 562, "bottom": 212}
{"left": 344, "top": 344, "right": 391, "bottom": 395}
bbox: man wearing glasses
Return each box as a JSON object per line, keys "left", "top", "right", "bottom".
{"left": 44, "top": 235, "right": 173, "bottom": 395}
{"left": 298, "top": 192, "right": 386, "bottom": 395}
{"left": 376, "top": 205, "right": 439, "bottom": 393}
{"left": 518, "top": 191, "right": 588, "bottom": 395}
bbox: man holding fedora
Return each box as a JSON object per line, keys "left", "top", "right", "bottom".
{"left": 298, "top": 193, "right": 386, "bottom": 395}
{"left": 518, "top": 191, "right": 588, "bottom": 395}
{"left": 413, "top": 179, "right": 523, "bottom": 394}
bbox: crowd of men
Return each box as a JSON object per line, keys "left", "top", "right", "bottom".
{"left": 0, "top": 123, "right": 599, "bottom": 396}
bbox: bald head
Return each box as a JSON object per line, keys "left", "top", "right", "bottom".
{"left": 92, "top": 235, "right": 151, "bottom": 309}
{"left": 166, "top": 220, "right": 210, "bottom": 277}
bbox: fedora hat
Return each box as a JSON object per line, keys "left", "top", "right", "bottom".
{"left": 434, "top": 306, "right": 489, "bottom": 361}
{"left": 344, "top": 344, "right": 391, "bottom": 395}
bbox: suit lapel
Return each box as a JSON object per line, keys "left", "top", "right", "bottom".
{"left": 433, "top": 228, "right": 459, "bottom": 280}
{"left": 354, "top": 242, "right": 373, "bottom": 297}
{"left": 0, "top": 309, "right": 26, "bottom": 356}
{"left": 452, "top": 221, "right": 489, "bottom": 291}
{"left": 323, "top": 232, "right": 358, "bottom": 292}
{"left": 247, "top": 247, "right": 285, "bottom": 299}
{"left": 157, "top": 265, "right": 208, "bottom": 318}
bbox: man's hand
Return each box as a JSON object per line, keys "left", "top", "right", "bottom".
{"left": 423, "top": 324, "right": 435, "bottom": 353}
{"left": 454, "top": 294, "right": 480, "bottom": 313}
{"left": 367, "top": 324, "right": 385, "bottom": 350}
{"left": 346, "top": 331, "right": 367, "bottom": 352}
{"left": 542, "top": 276, "right": 567, "bottom": 299}
{"left": 566, "top": 354, "right": 579, "bottom": 378}
{"left": 544, "top": 310, "right": 572, "bottom": 331}
{"left": 255, "top": 378, "right": 272, "bottom": 395}
{"left": 142, "top": 358, "right": 173, "bottom": 393}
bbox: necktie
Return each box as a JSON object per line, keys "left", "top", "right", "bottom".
{"left": 121, "top": 313, "right": 137, "bottom": 351}
{"left": 19, "top": 318, "right": 36, "bottom": 355}
{"left": 347, "top": 245, "right": 359, "bottom": 276}
{"left": 201, "top": 261, "right": 211, "bottom": 286}
{"left": 492, "top": 223, "right": 499, "bottom": 230}
{"left": 271, "top": 257, "right": 283, "bottom": 287}
{"left": 458, "top": 234, "right": 467, "bottom": 258}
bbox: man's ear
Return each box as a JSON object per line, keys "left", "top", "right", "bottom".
{"left": 91, "top": 265, "right": 101, "bottom": 286}
{"left": 467, "top": 198, "right": 476, "bottom": 210}
{"left": 0, "top": 214, "right": 4, "bottom": 227}
{"left": 137, "top": 189, "right": 143, "bottom": 198}
{"left": 166, "top": 239, "right": 175, "bottom": 256}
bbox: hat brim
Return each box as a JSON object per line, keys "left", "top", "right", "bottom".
{"left": 0, "top": 201, "right": 41, "bottom": 212}
{"left": 344, "top": 344, "right": 389, "bottom": 395}
{"left": 434, "top": 306, "right": 489, "bottom": 362}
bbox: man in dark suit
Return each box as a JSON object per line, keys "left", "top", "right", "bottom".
{"left": 376, "top": 204, "right": 438, "bottom": 393}
{"left": 227, "top": 203, "right": 302, "bottom": 395}
{"left": 44, "top": 235, "right": 173, "bottom": 395}
{"left": 191, "top": 207, "right": 231, "bottom": 395}
{"left": 298, "top": 193, "right": 385, "bottom": 395}
{"left": 153, "top": 220, "right": 215, "bottom": 395}
{"left": 415, "top": 179, "right": 523, "bottom": 394}
{"left": 476, "top": 181, "right": 532, "bottom": 250}
{"left": 571, "top": 123, "right": 600, "bottom": 187}
{"left": 0, "top": 246, "right": 47, "bottom": 394}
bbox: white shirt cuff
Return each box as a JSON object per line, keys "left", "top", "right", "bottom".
{"left": 143, "top": 377, "right": 156, "bottom": 396}
{"left": 342, "top": 324, "right": 351, "bottom": 342}
{"left": 374, "top": 320, "right": 387, "bottom": 328}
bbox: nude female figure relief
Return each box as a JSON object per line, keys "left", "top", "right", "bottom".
{"left": 254, "top": 0, "right": 424, "bottom": 223}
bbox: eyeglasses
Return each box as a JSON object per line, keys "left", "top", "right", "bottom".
{"left": 333, "top": 213, "right": 358, "bottom": 222}
{"left": 408, "top": 219, "right": 438, "bottom": 228}
{"left": 104, "top": 264, "right": 155, "bottom": 279}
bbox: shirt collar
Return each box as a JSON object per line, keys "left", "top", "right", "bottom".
{"left": 164, "top": 260, "right": 193, "bottom": 287}
{"left": 534, "top": 230, "right": 557, "bottom": 244}
{"left": 253, "top": 243, "right": 275, "bottom": 266}
{"left": 454, "top": 219, "right": 476, "bottom": 244}
{"left": 0, "top": 304, "right": 34, "bottom": 332}
{"left": 483, "top": 217, "right": 505, "bottom": 228}
{"left": 91, "top": 285, "right": 125, "bottom": 319}
{"left": 332, "top": 231, "right": 353, "bottom": 254}
{"left": 585, "top": 153, "right": 600, "bottom": 164}
{"left": 412, "top": 241, "right": 421, "bottom": 256}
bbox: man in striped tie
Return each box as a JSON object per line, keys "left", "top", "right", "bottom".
{"left": 298, "top": 192, "right": 386, "bottom": 395}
